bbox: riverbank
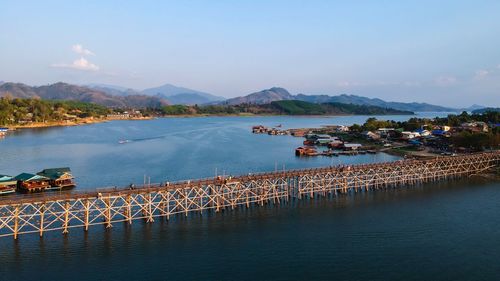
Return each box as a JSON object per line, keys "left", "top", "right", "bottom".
{"left": 4, "top": 116, "right": 154, "bottom": 130}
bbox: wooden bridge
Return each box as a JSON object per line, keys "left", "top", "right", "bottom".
{"left": 1, "top": 152, "right": 499, "bottom": 239}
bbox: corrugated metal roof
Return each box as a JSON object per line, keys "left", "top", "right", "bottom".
{"left": 15, "top": 173, "right": 49, "bottom": 182}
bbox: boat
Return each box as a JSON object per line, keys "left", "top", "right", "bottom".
{"left": 0, "top": 188, "right": 15, "bottom": 195}
{"left": 119, "top": 139, "right": 131, "bottom": 144}
{"left": 0, "top": 175, "right": 16, "bottom": 195}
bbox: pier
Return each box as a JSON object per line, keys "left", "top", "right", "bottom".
{"left": 0, "top": 152, "right": 499, "bottom": 239}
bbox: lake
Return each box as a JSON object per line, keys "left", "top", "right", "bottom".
{"left": 2, "top": 113, "right": 499, "bottom": 281}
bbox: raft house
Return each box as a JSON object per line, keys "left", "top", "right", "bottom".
{"left": 13, "top": 167, "right": 75, "bottom": 193}
{"left": 37, "top": 167, "right": 76, "bottom": 190}
{"left": 15, "top": 173, "right": 50, "bottom": 192}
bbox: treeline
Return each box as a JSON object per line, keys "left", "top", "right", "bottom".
{"left": 350, "top": 111, "right": 499, "bottom": 150}
{"left": 159, "top": 100, "right": 414, "bottom": 116}
{"left": 350, "top": 111, "right": 500, "bottom": 132}
{"left": 0, "top": 97, "right": 112, "bottom": 125}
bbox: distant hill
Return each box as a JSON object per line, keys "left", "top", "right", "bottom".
{"left": 161, "top": 99, "right": 414, "bottom": 116}
{"left": 464, "top": 104, "right": 486, "bottom": 112}
{"left": 142, "top": 83, "right": 224, "bottom": 105}
{"left": 86, "top": 84, "right": 142, "bottom": 97}
{"left": 269, "top": 100, "right": 413, "bottom": 115}
{"left": 295, "top": 94, "right": 456, "bottom": 112}
{"left": 0, "top": 82, "right": 168, "bottom": 108}
{"left": 224, "top": 87, "right": 458, "bottom": 112}
{"left": 472, "top": 107, "right": 500, "bottom": 114}
{"left": 224, "top": 87, "right": 293, "bottom": 105}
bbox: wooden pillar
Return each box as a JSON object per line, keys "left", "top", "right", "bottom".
{"left": 147, "top": 193, "right": 154, "bottom": 223}
{"left": 84, "top": 199, "right": 90, "bottom": 232}
{"left": 184, "top": 188, "right": 189, "bottom": 217}
{"left": 39, "top": 204, "right": 45, "bottom": 237}
{"left": 105, "top": 197, "right": 112, "bottom": 228}
{"left": 126, "top": 195, "right": 132, "bottom": 225}
{"left": 63, "top": 201, "right": 70, "bottom": 234}
{"left": 13, "top": 205, "right": 19, "bottom": 240}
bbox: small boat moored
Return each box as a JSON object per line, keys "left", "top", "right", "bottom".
{"left": 0, "top": 175, "right": 17, "bottom": 195}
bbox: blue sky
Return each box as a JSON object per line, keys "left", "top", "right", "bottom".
{"left": 1, "top": 0, "right": 499, "bottom": 106}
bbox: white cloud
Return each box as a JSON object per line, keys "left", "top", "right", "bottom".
{"left": 474, "top": 69, "right": 489, "bottom": 79}
{"left": 435, "top": 76, "right": 457, "bottom": 86}
{"left": 51, "top": 57, "right": 99, "bottom": 71}
{"left": 72, "top": 44, "right": 95, "bottom": 56}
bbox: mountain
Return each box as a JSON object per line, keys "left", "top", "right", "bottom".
{"left": 269, "top": 100, "right": 413, "bottom": 115}
{"left": 0, "top": 82, "right": 168, "bottom": 108}
{"left": 142, "top": 83, "right": 224, "bottom": 105}
{"left": 295, "top": 94, "right": 457, "bottom": 112}
{"left": 224, "top": 87, "right": 293, "bottom": 105}
{"left": 463, "top": 104, "right": 486, "bottom": 112}
{"left": 87, "top": 84, "right": 142, "bottom": 97}
{"left": 224, "top": 88, "right": 458, "bottom": 112}
{"left": 472, "top": 107, "right": 500, "bottom": 114}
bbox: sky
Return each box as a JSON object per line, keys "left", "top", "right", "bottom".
{"left": 0, "top": 0, "right": 499, "bottom": 107}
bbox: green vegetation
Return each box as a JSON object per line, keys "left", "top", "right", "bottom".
{"left": 0, "top": 97, "right": 111, "bottom": 125}
{"left": 472, "top": 107, "right": 500, "bottom": 114}
{"left": 160, "top": 100, "right": 413, "bottom": 116}
{"left": 160, "top": 105, "right": 191, "bottom": 115}
{"left": 451, "top": 131, "right": 499, "bottom": 150}
{"left": 270, "top": 100, "right": 326, "bottom": 115}
{"left": 349, "top": 111, "right": 500, "bottom": 151}
{"left": 352, "top": 112, "right": 500, "bottom": 132}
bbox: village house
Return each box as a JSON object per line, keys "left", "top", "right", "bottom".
{"left": 401, "top": 131, "right": 420, "bottom": 140}
{"left": 334, "top": 125, "right": 350, "bottom": 132}
{"left": 363, "top": 131, "right": 381, "bottom": 140}
{"left": 414, "top": 128, "right": 431, "bottom": 136}
{"left": 461, "top": 122, "right": 489, "bottom": 133}
{"left": 377, "top": 128, "right": 395, "bottom": 137}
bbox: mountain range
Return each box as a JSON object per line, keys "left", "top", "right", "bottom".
{"left": 0, "top": 82, "right": 169, "bottom": 108}
{"left": 223, "top": 87, "right": 471, "bottom": 112}
{"left": 88, "top": 83, "right": 225, "bottom": 105}
{"left": 0, "top": 81, "right": 487, "bottom": 112}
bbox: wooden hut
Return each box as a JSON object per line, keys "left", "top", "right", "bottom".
{"left": 15, "top": 173, "right": 50, "bottom": 192}
{"left": 37, "top": 167, "right": 75, "bottom": 190}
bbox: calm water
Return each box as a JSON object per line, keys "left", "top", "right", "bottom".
{"left": 3, "top": 113, "right": 499, "bottom": 280}
{"left": 0, "top": 114, "right": 431, "bottom": 190}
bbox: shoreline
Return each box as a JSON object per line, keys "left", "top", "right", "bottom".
{"left": 1, "top": 112, "right": 416, "bottom": 130}
{"left": 4, "top": 116, "right": 153, "bottom": 130}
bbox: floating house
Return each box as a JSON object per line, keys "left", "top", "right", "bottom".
{"left": 0, "top": 175, "right": 17, "bottom": 195}
{"left": 327, "top": 140, "right": 344, "bottom": 148}
{"left": 15, "top": 173, "right": 50, "bottom": 192}
{"left": 295, "top": 146, "right": 318, "bottom": 156}
{"left": 37, "top": 167, "right": 75, "bottom": 190}
{"left": 342, "top": 143, "right": 363, "bottom": 151}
